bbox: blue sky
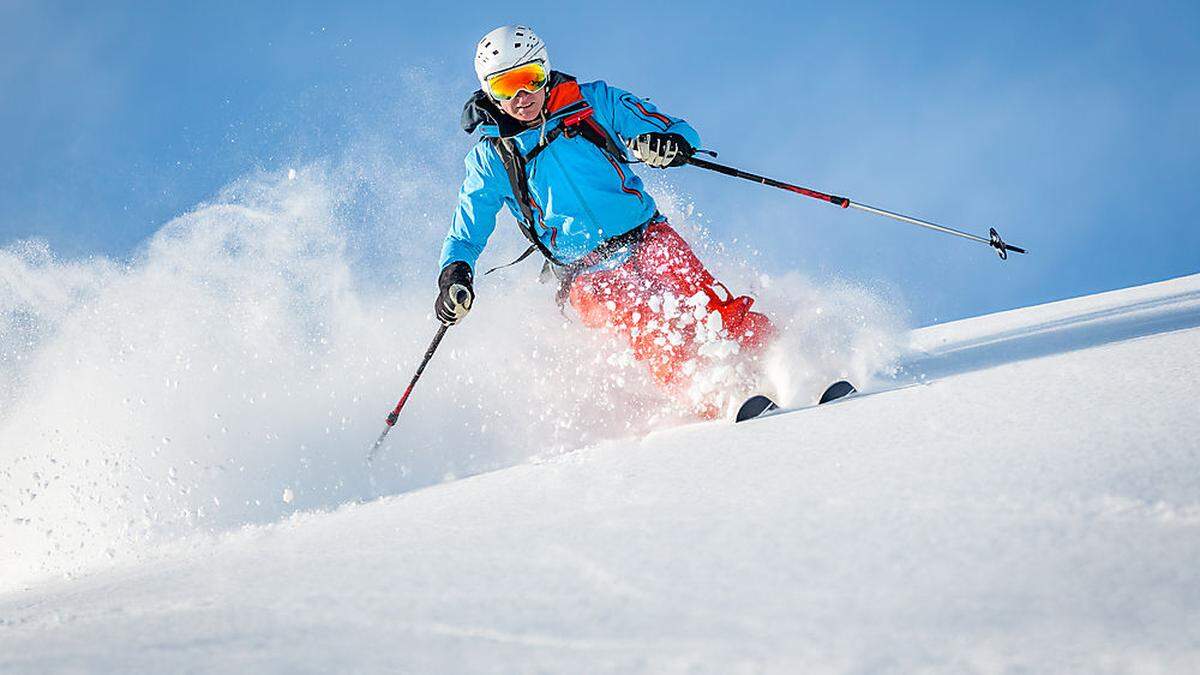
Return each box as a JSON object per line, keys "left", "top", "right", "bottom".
{"left": 2, "top": 0, "right": 1198, "bottom": 324}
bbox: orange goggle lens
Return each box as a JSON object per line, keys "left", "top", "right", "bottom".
{"left": 486, "top": 62, "right": 549, "bottom": 101}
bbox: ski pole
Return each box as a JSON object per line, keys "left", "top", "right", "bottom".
{"left": 686, "top": 155, "right": 1027, "bottom": 260}
{"left": 367, "top": 321, "right": 452, "bottom": 462}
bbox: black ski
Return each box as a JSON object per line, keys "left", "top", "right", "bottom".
{"left": 818, "top": 380, "right": 857, "bottom": 404}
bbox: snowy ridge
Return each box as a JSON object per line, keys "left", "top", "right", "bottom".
{"left": 2, "top": 273, "right": 1198, "bottom": 673}
{"left": 907, "top": 273, "right": 1200, "bottom": 381}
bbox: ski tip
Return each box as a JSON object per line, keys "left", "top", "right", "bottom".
{"left": 818, "top": 380, "right": 857, "bottom": 405}
{"left": 736, "top": 395, "right": 779, "bottom": 422}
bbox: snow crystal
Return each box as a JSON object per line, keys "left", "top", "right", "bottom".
{"left": 704, "top": 310, "right": 723, "bottom": 334}
{"left": 661, "top": 292, "right": 681, "bottom": 319}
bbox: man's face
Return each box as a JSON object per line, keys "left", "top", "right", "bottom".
{"left": 497, "top": 87, "right": 546, "bottom": 124}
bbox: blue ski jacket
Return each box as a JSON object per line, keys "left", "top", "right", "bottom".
{"left": 439, "top": 72, "right": 701, "bottom": 272}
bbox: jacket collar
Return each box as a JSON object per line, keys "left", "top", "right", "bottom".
{"left": 461, "top": 71, "right": 580, "bottom": 138}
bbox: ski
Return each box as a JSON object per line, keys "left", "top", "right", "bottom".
{"left": 735, "top": 395, "right": 779, "bottom": 422}
{"left": 818, "top": 380, "right": 857, "bottom": 404}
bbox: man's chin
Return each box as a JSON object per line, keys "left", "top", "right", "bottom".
{"left": 498, "top": 101, "right": 543, "bottom": 124}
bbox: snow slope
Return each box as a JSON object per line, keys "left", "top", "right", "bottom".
{"left": 1, "top": 273, "right": 1198, "bottom": 673}
{"left": 0, "top": 165, "right": 906, "bottom": 592}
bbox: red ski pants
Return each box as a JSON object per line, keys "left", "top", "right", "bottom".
{"left": 567, "top": 220, "right": 774, "bottom": 417}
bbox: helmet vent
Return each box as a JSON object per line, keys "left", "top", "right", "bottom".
{"left": 474, "top": 25, "right": 550, "bottom": 85}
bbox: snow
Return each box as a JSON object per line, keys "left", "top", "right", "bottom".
{"left": 2, "top": 269, "right": 1199, "bottom": 672}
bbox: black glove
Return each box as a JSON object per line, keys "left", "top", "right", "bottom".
{"left": 435, "top": 261, "right": 474, "bottom": 325}
{"left": 625, "top": 132, "right": 694, "bottom": 168}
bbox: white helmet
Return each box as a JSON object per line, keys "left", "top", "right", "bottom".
{"left": 473, "top": 25, "right": 551, "bottom": 89}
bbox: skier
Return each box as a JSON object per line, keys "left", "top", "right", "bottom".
{"left": 436, "top": 25, "right": 774, "bottom": 418}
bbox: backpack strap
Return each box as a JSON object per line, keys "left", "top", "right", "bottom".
{"left": 481, "top": 243, "right": 539, "bottom": 276}
{"left": 484, "top": 93, "right": 633, "bottom": 274}
{"left": 487, "top": 135, "right": 567, "bottom": 268}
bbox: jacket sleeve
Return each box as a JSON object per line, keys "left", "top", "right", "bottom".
{"left": 439, "top": 141, "right": 507, "bottom": 272}
{"left": 587, "top": 80, "right": 701, "bottom": 151}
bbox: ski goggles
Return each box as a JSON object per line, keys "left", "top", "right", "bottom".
{"left": 485, "top": 61, "right": 549, "bottom": 101}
